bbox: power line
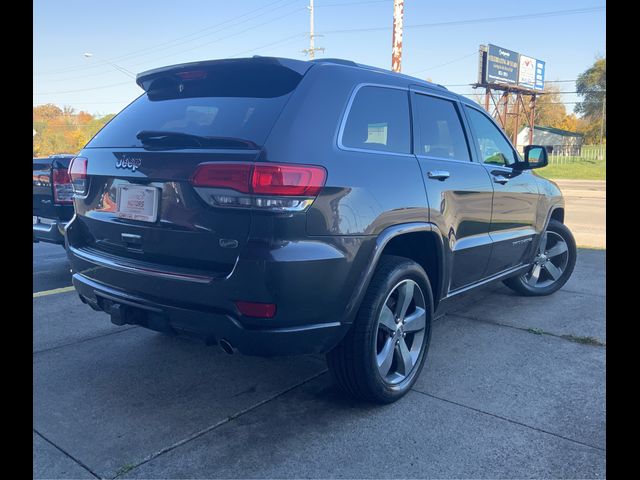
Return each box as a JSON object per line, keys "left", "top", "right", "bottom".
{"left": 322, "top": 6, "right": 605, "bottom": 34}
{"left": 409, "top": 52, "right": 477, "bottom": 75}
{"left": 443, "top": 80, "right": 583, "bottom": 87}
{"left": 36, "top": 0, "right": 299, "bottom": 76}
{"left": 34, "top": 100, "right": 132, "bottom": 105}
{"left": 229, "top": 33, "right": 307, "bottom": 58}
{"left": 316, "top": 0, "right": 390, "bottom": 6}
{"left": 107, "top": 7, "right": 307, "bottom": 72}
{"left": 106, "top": 0, "right": 299, "bottom": 63}
{"left": 33, "top": 81, "right": 133, "bottom": 96}
{"left": 455, "top": 90, "right": 605, "bottom": 95}
{"left": 36, "top": 4, "right": 605, "bottom": 80}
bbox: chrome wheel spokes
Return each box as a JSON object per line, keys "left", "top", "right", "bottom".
{"left": 375, "top": 279, "right": 427, "bottom": 384}
{"left": 524, "top": 231, "right": 569, "bottom": 288}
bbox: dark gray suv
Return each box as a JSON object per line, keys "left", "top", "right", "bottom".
{"left": 66, "top": 56, "right": 576, "bottom": 403}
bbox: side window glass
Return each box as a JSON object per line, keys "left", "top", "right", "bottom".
{"left": 342, "top": 86, "right": 411, "bottom": 154}
{"left": 413, "top": 93, "right": 470, "bottom": 161}
{"left": 465, "top": 107, "right": 517, "bottom": 167}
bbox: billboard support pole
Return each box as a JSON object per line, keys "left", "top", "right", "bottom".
{"left": 503, "top": 92, "right": 510, "bottom": 137}
{"left": 512, "top": 93, "right": 520, "bottom": 145}
{"left": 529, "top": 95, "right": 536, "bottom": 145}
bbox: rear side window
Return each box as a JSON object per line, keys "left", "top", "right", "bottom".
{"left": 413, "top": 93, "right": 470, "bottom": 161}
{"left": 341, "top": 86, "right": 410, "bottom": 154}
{"left": 87, "top": 62, "right": 303, "bottom": 149}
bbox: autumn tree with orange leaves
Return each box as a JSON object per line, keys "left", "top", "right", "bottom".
{"left": 33, "top": 104, "right": 115, "bottom": 157}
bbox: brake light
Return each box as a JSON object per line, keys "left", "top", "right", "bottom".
{"left": 52, "top": 168, "right": 73, "bottom": 204}
{"left": 68, "top": 157, "right": 88, "bottom": 195}
{"left": 175, "top": 70, "right": 207, "bottom": 81}
{"left": 191, "top": 163, "right": 252, "bottom": 193}
{"left": 190, "top": 163, "right": 327, "bottom": 212}
{"left": 251, "top": 164, "right": 326, "bottom": 197}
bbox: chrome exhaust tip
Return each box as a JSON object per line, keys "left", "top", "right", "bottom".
{"left": 219, "top": 339, "right": 236, "bottom": 355}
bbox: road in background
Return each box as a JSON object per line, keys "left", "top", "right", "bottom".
{"left": 553, "top": 179, "right": 606, "bottom": 249}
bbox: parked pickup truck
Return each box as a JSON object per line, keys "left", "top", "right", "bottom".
{"left": 33, "top": 154, "right": 76, "bottom": 245}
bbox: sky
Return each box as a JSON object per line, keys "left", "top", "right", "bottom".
{"left": 33, "top": 0, "right": 606, "bottom": 117}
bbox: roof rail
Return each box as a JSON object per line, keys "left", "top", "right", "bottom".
{"left": 310, "top": 58, "right": 449, "bottom": 91}
{"left": 309, "top": 58, "right": 358, "bottom": 67}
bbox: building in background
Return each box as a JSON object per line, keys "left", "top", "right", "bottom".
{"left": 517, "top": 126, "right": 584, "bottom": 156}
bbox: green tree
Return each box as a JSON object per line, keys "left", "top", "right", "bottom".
{"left": 533, "top": 85, "right": 567, "bottom": 128}
{"left": 575, "top": 57, "right": 606, "bottom": 142}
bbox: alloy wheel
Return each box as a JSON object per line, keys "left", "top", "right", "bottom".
{"left": 524, "top": 231, "right": 569, "bottom": 288}
{"left": 375, "top": 279, "right": 427, "bottom": 385}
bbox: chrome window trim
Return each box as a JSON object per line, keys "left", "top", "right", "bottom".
{"left": 463, "top": 103, "right": 524, "bottom": 167}
{"left": 410, "top": 88, "right": 476, "bottom": 164}
{"left": 415, "top": 155, "right": 483, "bottom": 166}
{"left": 336, "top": 83, "right": 414, "bottom": 157}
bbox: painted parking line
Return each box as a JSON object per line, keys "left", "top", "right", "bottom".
{"left": 33, "top": 286, "right": 75, "bottom": 298}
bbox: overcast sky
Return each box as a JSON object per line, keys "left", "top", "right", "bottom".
{"left": 33, "top": 0, "right": 606, "bottom": 116}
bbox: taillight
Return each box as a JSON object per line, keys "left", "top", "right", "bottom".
{"left": 235, "top": 301, "right": 277, "bottom": 318}
{"left": 251, "top": 164, "right": 326, "bottom": 197}
{"left": 68, "top": 157, "right": 88, "bottom": 196}
{"left": 51, "top": 168, "right": 74, "bottom": 204}
{"left": 191, "top": 163, "right": 252, "bottom": 193}
{"left": 191, "top": 163, "right": 327, "bottom": 212}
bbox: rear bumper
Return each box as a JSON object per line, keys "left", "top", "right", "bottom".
{"left": 67, "top": 233, "right": 375, "bottom": 356}
{"left": 73, "top": 272, "right": 349, "bottom": 356}
{"left": 33, "top": 219, "right": 67, "bottom": 245}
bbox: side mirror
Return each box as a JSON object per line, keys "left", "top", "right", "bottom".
{"left": 518, "top": 145, "right": 548, "bottom": 170}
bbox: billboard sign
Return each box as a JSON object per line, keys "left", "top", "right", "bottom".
{"left": 518, "top": 54, "right": 545, "bottom": 91}
{"left": 486, "top": 44, "right": 519, "bottom": 85}
{"left": 480, "top": 44, "right": 545, "bottom": 91}
{"left": 533, "top": 59, "right": 545, "bottom": 91}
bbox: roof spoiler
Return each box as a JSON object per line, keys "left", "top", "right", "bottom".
{"left": 136, "top": 57, "right": 312, "bottom": 92}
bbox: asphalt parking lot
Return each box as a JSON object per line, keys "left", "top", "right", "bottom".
{"left": 33, "top": 238, "right": 606, "bottom": 479}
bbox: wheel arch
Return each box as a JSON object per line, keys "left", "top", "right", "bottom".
{"left": 344, "top": 222, "right": 445, "bottom": 324}
{"left": 550, "top": 206, "right": 565, "bottom": 224}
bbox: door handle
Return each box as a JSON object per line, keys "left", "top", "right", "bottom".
{"left": 492, "top": 174, "right": 509, "bottom": 185}
{"left": 427, "top": 170, "right": 450, "bottom": 181}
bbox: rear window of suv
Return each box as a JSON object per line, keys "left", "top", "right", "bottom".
{"left": 87, "top": 62, "right": 303, "bottom": 150}
{"left": 341, "top": 86, "right": 411, "bottom": 154}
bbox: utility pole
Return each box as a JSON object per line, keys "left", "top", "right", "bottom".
{"left": 302, "top": 0, "right": 324, "bottom": 60}
{"left": 391, "top": 0, "right": 404, "bottom": 72}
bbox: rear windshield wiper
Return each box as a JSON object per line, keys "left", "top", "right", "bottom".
{"left": 135, "top": 130, "right": 258, "bottom": 149}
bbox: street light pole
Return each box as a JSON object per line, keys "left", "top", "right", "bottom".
{"left": 83, "top": 53, "right": 135, "bottom": 78}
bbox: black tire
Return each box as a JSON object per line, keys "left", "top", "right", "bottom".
{"left": 326, "top": 255, "right": 433, "bottom": 404}
{"left": 503, "top": 219, "right": 577, "bottom": 296}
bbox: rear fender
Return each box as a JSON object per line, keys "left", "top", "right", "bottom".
{"left": 343, "top": 222, "right": 444, "bottom": 324}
